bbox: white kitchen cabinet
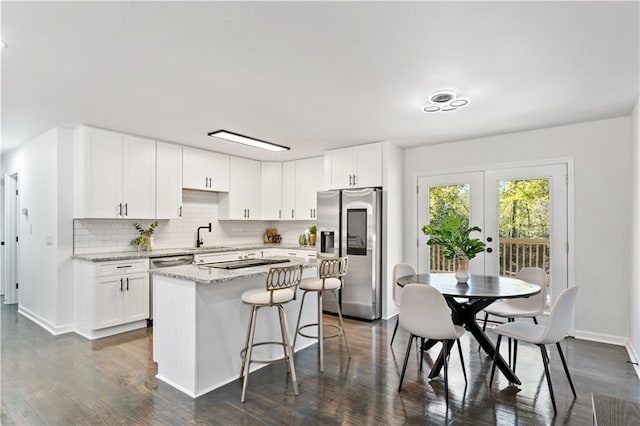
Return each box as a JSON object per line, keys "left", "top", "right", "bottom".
{"left": 156, "top": 142, "right": 183, "bottom": 219}
{"left": 241, "top": 249, "right": 260, "bottom": 259}
{"left": 326, "top": 142, "right": 382, "bottom": 189}
{"left": 73, "top": 126, "right": 156, "bottom": 219}
{"left": 295, "top": 157, "right": 319, "bottom": 220}
{"left": 261, "top": 162, "right": 283, "bottom": 220}
{"left": 74, "top": 258, "right": 150, "bottom": 339}
{"left": 282, "top": 161, "right": 296, "bottom": 220}
{"left": 283, "top": 249, "right": 317, "bottom": 259}
{"left": 219, "top": 157, "right": 261, "bottom": 220}
{"left": 193, "top": 251, "right": 242, "bottom": 264}
{"left": 182, "top": 146, "right": 230, "bottom": 192}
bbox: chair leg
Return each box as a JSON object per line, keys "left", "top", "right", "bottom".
{"left": 490, "top": 334, "right": 502, "bottom": 388}
{"left": 513, "top": 339, "right": 518, "bottom": 375}
{"left": 333, "top": 289, "right": 351, "bottom": 358}
{"left": 479, "top": 312, "right": 489, "bottom": 352}
{"left": 390, "top": 316, "right": 399, "bottom": 346}
{"left": 239, "top": 305, "right": 255, "bottom": 380}
{"left": 278, "top": 305, "right": 299, "bottom": 396}
{"left": 398, "top": 333, "right": 414, "bottom": 392}
{"left": 556, "top": 341, "right": 577, "bottom": 399}
{"left": 540, "top": 344, "right": 557, "bottom": 413}
{"left": 443, "top": 340, "right": 450, "bottom": 408}
{"left": 318, "top": 291, "right": 325, "bottom": 372}
{"left": 533, "top": 316, "right": 538, "bottom": 325}
{"left": 241, "top": 306, "right": 259, "bottom": 403}
{"left": 507, "top": 318, "right": 513, "bottom": 369}
{"left": 293, "top": 290, "right": 309, "bottom": 349}
{"left": 457, "top": 339, "right": 467, "bottom": 385}
{"left": 419, "top": 338, "right": 425, "bottom": 371}
{"left": 278, "top": 304, "right": 290, "bottom": 373}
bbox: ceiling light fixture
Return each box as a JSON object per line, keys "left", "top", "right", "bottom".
{"left": 207, "top": 130, "right": 290, "bottom": 152}
{"left": 422, "top": 89, "right": 470, "bottom": 113}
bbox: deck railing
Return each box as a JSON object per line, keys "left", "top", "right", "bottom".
{"left": 430, "top": 238, "right": 550, "bottom": 276}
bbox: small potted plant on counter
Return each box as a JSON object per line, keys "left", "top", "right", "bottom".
{"left": 131, "top": 221, "right": 158, "bottom": 251}
{"left": 308, "top": 225, "right": 317, "bottom": 246}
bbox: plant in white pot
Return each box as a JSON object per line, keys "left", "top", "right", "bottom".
{"left": 421, "top": 215, "right": 486, "bottom": 283}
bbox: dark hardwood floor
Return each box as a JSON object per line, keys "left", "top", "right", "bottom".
{"left": 2, "top": 302, "right": 640, "bottom": 425}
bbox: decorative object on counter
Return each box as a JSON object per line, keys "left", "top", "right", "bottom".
{"left": 272, "top": 234, "right": 282, "bottom": 244}
{"left": 421, "top": 215, "right": 485, "bottom": 283}
{"left": 308, "top": 225, "right": 317, "bottom": 246}
{"left": 298, "top": 233, "right": 308, "bottom": 246}
{"left": 264, "top": 228, "right": 278, "bottom": 243}
{"left": 131, "top": 221, "right": 159, "bottom": 251}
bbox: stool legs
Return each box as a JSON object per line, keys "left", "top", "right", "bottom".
{"left": 332, "top": 289, "right": 351, "bottom": 359}
{"left": 240, "top": 306, "right": 259, "bottom": 403}
{"left": 278, "top": 305, "right": 299, "bottom": 396}
{"left": 318, "top": 291, "right": 325, "bottom": 372}
{"left": 293, "top": 290, "right": 310, "bottom": 350}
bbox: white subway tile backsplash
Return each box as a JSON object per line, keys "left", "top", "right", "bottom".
{"left": 74, "top": 189, "right": 316, "bottom": 254}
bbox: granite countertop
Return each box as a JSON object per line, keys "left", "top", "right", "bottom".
{"left": 150, "top": 256, "right": 318, "bottom": 284}
{"left": 72, "top": 243, "right": 317, "bottom": 262}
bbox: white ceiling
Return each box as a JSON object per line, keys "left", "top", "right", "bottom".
{"left": 2, "top": 1, "right": 638, "bottom": 161}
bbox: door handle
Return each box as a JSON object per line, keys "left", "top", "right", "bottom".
{"left": 487, "top": 237, "right": 493, "bottom": 242}
{"left": 486, "top": 247, "right": 493, "bottom": 253}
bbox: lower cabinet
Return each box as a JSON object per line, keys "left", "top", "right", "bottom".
{"left": 193, "top": 251, "right": 242, "bottom": 264}
{"left": 74, "top": 259, "right": 150, "bottom": 339}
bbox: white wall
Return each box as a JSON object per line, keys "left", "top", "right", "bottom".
{"left": 1, "top": 127, "right": 75, "bottom": 333}
{"left": 404, "top": 117, "right": 632, "bottom": 343}
{"left": 629, "top": 98, "right": 640, "bottom": 365}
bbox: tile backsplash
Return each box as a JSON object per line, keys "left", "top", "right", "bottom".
{"left": 73, "top": 190, "right": 316, "bottom": 254}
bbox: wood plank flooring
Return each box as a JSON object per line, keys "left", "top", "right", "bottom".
{"left": 2, "top": 302, "right": 640, "bottom": 425}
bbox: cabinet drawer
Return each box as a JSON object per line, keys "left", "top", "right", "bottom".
{"left": 96, "top": 259, "right": 149, "bottom": 277}
{"left": 194, "top": 251, "right": 242, "bottom": 264}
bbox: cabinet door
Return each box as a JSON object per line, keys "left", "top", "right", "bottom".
{"left": 282, "top": 161, "right": 296, "bottom": 220}
{"left": 353, "top": 143, "right": 382, "bottom": 188}
{"left": 295, "top": 158, "right": 318, "bottom": 220}
{"left": 261, "top": 162, "right": 282, "bottom": 220}
{"left": 123, "top": 273, "right": 149, "bottom": 323}
{"left": 94, "top": 276, "right": 124, "bottom": 329}
{"left": 182, "top": 146, "right": 208, "bottom": 190}
{"left": 122, "top": 135, "right": 156, "bottom": 219}
{"left": 156, "top": 142, "right": 183, "bottom": 219}
{"left": 224, "top": 157, "right": 261, "bottom": 219}
{"left": 206, "top": 152, "right": 230, "bottom": 192}
{"left": 327, "top": 147, "right": 354, "bottom": 190}
{"left": 316, "top": 156, "right": 327, "bottom": 192}
{"left": 83, "top": 128, "right": 123, "bottom": 218}
{"left": 243, "top": 159, "right": 261, "bottom": 219}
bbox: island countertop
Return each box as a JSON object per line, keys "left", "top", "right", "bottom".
{"left": 149, "top": 256, "right": 318, "bottom": 284}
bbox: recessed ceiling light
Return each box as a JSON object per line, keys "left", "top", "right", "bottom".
{"left": 207, "top": 130, "right": 290, "bottom": 152}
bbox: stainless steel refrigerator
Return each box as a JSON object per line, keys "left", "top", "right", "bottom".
{"left": 316, "top": 188, "right": 382, "bottom": 320}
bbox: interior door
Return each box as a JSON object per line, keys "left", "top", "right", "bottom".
{"left": 3, "top": 174, "right": 18, "bottom": 304}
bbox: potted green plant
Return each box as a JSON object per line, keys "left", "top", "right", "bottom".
{"left": 131, "top": 221, "right": 158, "bottom": 251}
{"left": 308, "top": 225, "right": 317, "bottom": 246}
{"left": 421, "top": 215, "right": 486, "bottom": 283}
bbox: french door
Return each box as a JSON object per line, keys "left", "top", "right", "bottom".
{"left": 417, "top": 164, "right": 568, "bottom": 304}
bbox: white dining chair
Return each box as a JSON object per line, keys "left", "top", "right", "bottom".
{"left": 481, "top": 267, "right": 548, "bottom": 330}
{"left": 398, "top": 284, "right": 467, "bottom": 407}
{"left": 489, "top": 286, "right": 579, "bottom": 413}
{"left": 391, "top": 263, "right": 416, "bottom": 346}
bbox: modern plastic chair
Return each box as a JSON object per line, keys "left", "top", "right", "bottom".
{"left": 482, "top": 267, "right": 548, "bottom": 330}
{"left": 391, "top": 263, "right": 417, "bottom": 346}
{"left": 293, "top": 257, "right": 351, "bottom": 372}
{"left": 239, "top": 263, "right": 303, "bottom": 403}
{"left": 489, "top": 286, "right": 579, "bottom": 413}
{"left": 398, "top": 284, "right": 467, "bottom": 407}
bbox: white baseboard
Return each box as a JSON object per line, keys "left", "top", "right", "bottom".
{"left": 18, "top": 306, "right": 74, "bottom": 335}
{"left": 626, "top": 343, "right": 640, "bottom": 380}
{"left": 574, "top": 329, "right": 627, "bottom": 346}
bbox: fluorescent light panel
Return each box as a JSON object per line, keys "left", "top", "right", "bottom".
{"left": 207, "top": 130, "right": 289, "bottom": 152}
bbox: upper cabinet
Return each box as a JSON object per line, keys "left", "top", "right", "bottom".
{"left": 261, "top": 162, "right": 283, "bottom": 220}
{"left": 325, "top": 142, "right": 382, "bottom": 189}
{"left": 156, "top": 142, "right": 183, "bottom": 220}
{"left": 295, "top": 157, "right": 318, "bottom": 220}
{"left": 182, "top": 146, "right": 230, "bottom": 192}
{"left": 74, "top": 126, "right": 156, "bottom": 219}
{"left": 219, "top": 157, "right": 261, "bottom": 220}
{"left": 281, "top": 161, "right": 296, "bottom": 220}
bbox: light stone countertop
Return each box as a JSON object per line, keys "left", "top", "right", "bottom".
{"left": 150, "top": 256, "right": 318, "bottom": 284}
{"left": 72, "top": 243, "right": 317, "bottom": 262}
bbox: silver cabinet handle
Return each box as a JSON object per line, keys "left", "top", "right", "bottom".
{"left": 124, "top": 203, "right": 128, "bottom": 216}
{"left": 349, "top": 174, "right": 352, "bottom": 186}
{"left": 279, "top": 209, "right": 281, "bottom": 219}
{"left": 120, "top": 278, "right": 123, "bottom": 292}
{"left": 179, "top": 206, "right": 183, "bottom": 217}
{"left": 119, "top": 203, "right": 123, "bottom": 216}
{"left": 247, "top": 209, "right": 250, "bottom": 218}
{"left": 353, "top": 174, "right": 357, "bottom": 186}
{"left": 205, "top": 177, "right": 208, "bottom": 188}
{"left": 126, "top": 277, "right": 129, "bottom": 291}
{"left": 291, "top": 209, "right": 294, "bottom": 219}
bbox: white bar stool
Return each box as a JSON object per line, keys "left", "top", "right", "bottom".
{"left": 293, "top": 257, "right": 351, "bottom": 372}
{"left": 239, "top": 263, "right": 303, "bottom": 403}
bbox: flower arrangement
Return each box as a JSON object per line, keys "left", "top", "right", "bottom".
{"left": 130, "top": 221, "right": 158, "bottom": 251}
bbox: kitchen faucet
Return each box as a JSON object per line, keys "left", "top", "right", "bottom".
{"left": 196, "top": 223, "right": 212, "bottom": 248}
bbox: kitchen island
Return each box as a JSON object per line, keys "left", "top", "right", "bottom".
{"left": 151, "top": 257, "right": 318, "bottom": 398}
